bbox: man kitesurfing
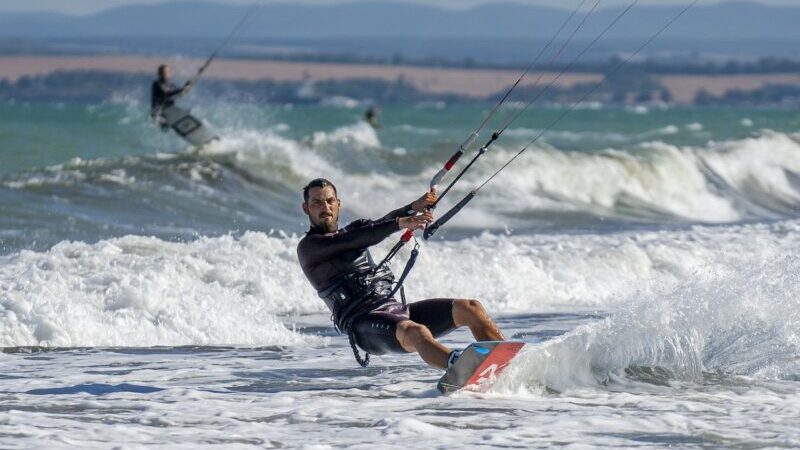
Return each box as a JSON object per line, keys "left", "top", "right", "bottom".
{"left": 294, "top": 0, "right": 699, "bottom": 384}
{"left": 148, "top": 63, "right": 216, "bottom": 147}
{"left": 147, "top": 1, "right": 261, "bottom": 145}
{"left": 297, "top": 178, "right": 505, "bottom": 370}
{"left": 150, "top": 64, "right": 193, "bottom": 130}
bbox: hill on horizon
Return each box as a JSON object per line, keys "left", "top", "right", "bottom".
{"left": 2, "top": 1, "right": 800, "bottom": 40}
{"left": 3, "top": 1, "right": 800, "bottom": 63}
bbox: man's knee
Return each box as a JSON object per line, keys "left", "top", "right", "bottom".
{"left": 454, "top": 298, "right": 488, "bottom": 320}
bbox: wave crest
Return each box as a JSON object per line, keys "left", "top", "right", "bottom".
{"left": 495, "top": 232, "right": 800, "bottom": 393}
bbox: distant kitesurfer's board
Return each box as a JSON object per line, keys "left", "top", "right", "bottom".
{"left": 438, "top": 341, "right": 525, "bottom": 394}
{"left": 160, "top": 105, "right": 219, "bottom": 147}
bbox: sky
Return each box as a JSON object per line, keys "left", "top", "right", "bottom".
{"left": 2, "top": 0, "right": 799, "bottom": 15}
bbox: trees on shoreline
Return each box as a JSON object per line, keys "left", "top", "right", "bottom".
{"left": 2, "top": 66, "right": 799, "bottom": 106}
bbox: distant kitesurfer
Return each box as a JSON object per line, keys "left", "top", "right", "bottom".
{"left": 150, "top": 64, "right": 193, "bottom": 130}
{"left": 365, "top": 106, "right": 381, "bottom": 129}
{"left": 297, "top": 178, "right": 505, "bottom": 370}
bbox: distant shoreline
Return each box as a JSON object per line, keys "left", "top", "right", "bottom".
{"left": 0, "top": 55, "right": 601, "bottom": 99}
{"left": 3, "top": 55, "right": 800, "bottom": 104}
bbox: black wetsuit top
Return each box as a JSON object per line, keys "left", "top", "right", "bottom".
{"left": 297, "top": 204, "right": 412, "bottom": 292}
{"left": 151, "top": 80, "right": 184, "bottom": 116}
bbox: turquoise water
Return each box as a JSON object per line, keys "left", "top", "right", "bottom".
{"left": 1, "top": 99, "right": 800, "bottom": 254}
{"left": 2, "top": 101, "right": 796, "bottom": 174}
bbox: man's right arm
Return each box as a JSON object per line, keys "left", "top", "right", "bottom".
{"left": 298, "top": 218, "right": 400, "bottom": 267}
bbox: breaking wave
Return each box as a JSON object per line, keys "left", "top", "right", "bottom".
{"left": 0, "top": 233, "right": 324, "bottom": 348}
{"left": 495, "top": 228, "right": 800, "bottom": 393}
{"left": 449, "top": 130, "right": 800, "bottom": 225}
{"left": 2, "top": 117, "right": 800, "bottom": 257}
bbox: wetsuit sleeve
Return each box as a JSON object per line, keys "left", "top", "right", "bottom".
{"left": 298, "top": 218, "right": 400, "bottom": 267}
{"left": 165, "top": 86, "right": 185, "bottom": 98}
{"left": 154, "top": 82, "right": 184, "bottom": 102}
{"left": 380, "top": 203, "right": 415, "bottom": 222}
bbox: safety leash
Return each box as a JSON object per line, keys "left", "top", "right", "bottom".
{"left": 348, "top": 331, "right": 370, "bottom": 367}
{"left": 387, "top": 238, "right": 420, "bottom": 306}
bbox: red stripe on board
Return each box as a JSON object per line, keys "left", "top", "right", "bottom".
{"left": 462, "top": 342, "right": 525, "bottom": 392}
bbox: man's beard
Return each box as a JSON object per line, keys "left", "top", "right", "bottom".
{"left": 312, "top": 214, "right": 338, "bottom": 233}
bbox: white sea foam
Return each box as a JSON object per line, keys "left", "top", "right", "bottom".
{"left": 200, "top": 128, "right": 336, "bottom": 185}
{"left": 502, "top": 127, "right": 629, "bottom": 144}
{"left": 698, "top": 131, "right": 800, "bottom": 211}
{"left": 656, "top": 124, "right": 679, "bottom": 135}
{"left": 394, "top": 124, "right": 440, "bottom": 135}
{"left": 308, "top": 122, "right": 380, "bottom": 149}
{"left": 628, "top": 105, "right": 649, "bottom": 114}
{"left": 447, "top": 131, "right": 800, "bottom": 225}
{"left": 496, "top": 246, "right": 800, "bottom": 394}
{"left": 2, "top": 221, "right": 798, "bottom": 449}
{"left": 2, "top": 344, "right": 797, "bottom": 449}
{"left": 414, "top": 220, "right": 799, "bottom": 312}
{"left": 0, "top": 233, "right": 325, "bottom": 348}
{"left": 2, "top": 219, "right": 797, "bottom": 348}
{"left": 685, "top": 122, "right": 704, "bottom": 131}
{"left": 319, "top": 96, "right": 362, "bottom": 109}
{"left": 461, "top": 143, "right": 739, "bottom": 223}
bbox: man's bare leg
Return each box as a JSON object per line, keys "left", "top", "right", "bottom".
{"left": 396, "top": 320, "right": 451, "bottom": 369}
{"left": 452, "top": 299, "right": 505, "bottom": 341}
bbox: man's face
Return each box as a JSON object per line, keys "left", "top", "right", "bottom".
{"left": 159, "top": 67, "right": 172, "bottom": 82}
{"left": 303, "top": 186, "right": 340, "bottom": 233}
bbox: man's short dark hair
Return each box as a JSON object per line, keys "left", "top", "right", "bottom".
{"left": 157, "top": 65, "right": 168, "bottom": 76}
{"left": 303, "top": 178, "right": 337, "bottom": 202}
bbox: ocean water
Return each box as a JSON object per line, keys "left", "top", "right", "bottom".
{"left": 1, "top": 97, "right": 799, "bottom": 448}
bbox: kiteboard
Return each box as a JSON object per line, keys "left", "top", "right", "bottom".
{"left": 438, "top": 341, "right": 525, "bottom": 394}
{"left": 160, "top": 105, "right": 219, "bottom": 147}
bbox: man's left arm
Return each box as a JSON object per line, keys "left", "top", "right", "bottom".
{"left": 164, "top": 86, "right": 185, "bottom": 98}
{"left": 380, "top": 203, "right": 414, "bottom": 222}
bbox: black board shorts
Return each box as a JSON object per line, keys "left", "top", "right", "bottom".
{"left": 351, "top": 298, "right": 457, "bottom": 355}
